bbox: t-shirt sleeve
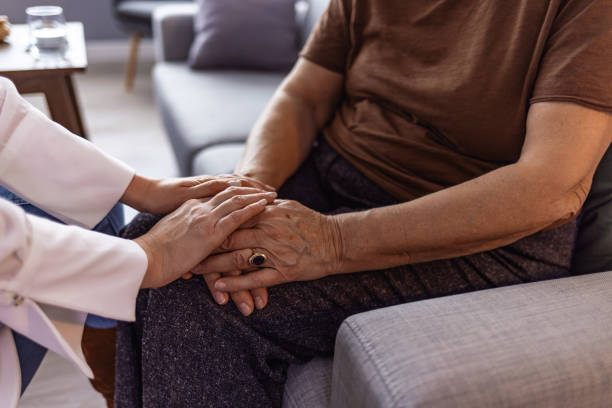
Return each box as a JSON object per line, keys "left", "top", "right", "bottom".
{"left": 531, "top": 0, "right": 612, "bottom": 112}
{"left": 299, "top": 0, "right": 352, "bottom": 73}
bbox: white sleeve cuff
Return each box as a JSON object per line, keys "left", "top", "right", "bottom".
{"left": 6, "top": 213, "right": 147, "bottom": 321}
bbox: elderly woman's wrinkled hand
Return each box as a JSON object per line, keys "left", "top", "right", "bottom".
{"left": 191, "top": 199, "right": 343, "bottom": 297}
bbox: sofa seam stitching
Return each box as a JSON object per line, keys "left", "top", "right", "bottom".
{"left": 343, "top": 319, "right": 401, "bottom": 407}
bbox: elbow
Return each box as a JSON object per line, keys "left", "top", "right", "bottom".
{"left": 0, "top": 77, "right": 17, "bottom": 109}
{"left": 0, "top": 77, "right": 8, "bottom": 106}
{"left": 0, "top": 76, "right": 14, "bottom": 95}
{"left": 550, "top": 179, "right": 591, "bottom": 225}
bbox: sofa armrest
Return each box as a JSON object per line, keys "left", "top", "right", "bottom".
{"left": 331, "top": 271, "right": 612, "bottom": 408}
{"left": 153, "top": 4, "right": 198, "bottom": 62}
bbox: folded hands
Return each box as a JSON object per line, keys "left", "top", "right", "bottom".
{"left": 130, "top": 172, "right": 344, "bottom": 316}
{"left": 192, "top": 199, "right": 344, "bottom": 316}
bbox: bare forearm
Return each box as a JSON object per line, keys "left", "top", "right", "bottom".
{"left": 331, "top": 102, "right": 612, "bottom": 274}
{"left": 236, "top": 90, "right": 318, "bottom": 189}
{"left": 199, "top": 99, "right": 611, "bottom": 294}
{"left": 332, "top": 162, "right": 588, "bottom": 274}
{"left": 236, "top": 58, "right": 345, "bottom": 188}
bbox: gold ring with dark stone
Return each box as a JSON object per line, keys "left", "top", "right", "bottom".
{"left": 248, "top": 252, "right": 267, "bottom": 267}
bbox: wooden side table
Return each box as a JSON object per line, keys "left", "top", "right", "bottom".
{"left": 0, "top": 22, "right": 89, "bottom": 139}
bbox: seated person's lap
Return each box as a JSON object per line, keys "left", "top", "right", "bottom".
{"left": 115, "top": 140, "right": 576, "bottom": 407}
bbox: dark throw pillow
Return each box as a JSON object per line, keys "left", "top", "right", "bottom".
{"left": 572, "top": 145, "right": 612, "bottom": 275}
{"left": 188, "top": 0, "right": 298, "bottom": 71}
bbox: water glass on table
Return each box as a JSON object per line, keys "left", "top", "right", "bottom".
{"left": 26, "top": 6, "right": 67, "bottom": 55}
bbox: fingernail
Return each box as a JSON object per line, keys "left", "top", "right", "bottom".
{"left": 214, "top": 292, "right": 227, "bottom": 305}
{"left": 215, "top": 281, "right": 227, "bottom": 290}
{"left": 239, "top": 302, "right": 252, "bottom": 316}
{"left": 228, "top": 180, "right": 241, "bottom": 186}
{"left": 254, "top": 296, "right": 265, "bottom": 310}
{"left": 266, "top": 191, "right": 277, "bottom": 197}
{"left": 257, "top": 199, "right": 268, "bottom": 205}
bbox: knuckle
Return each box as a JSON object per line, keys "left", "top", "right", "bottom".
{"left": 219, "top": 236, "right": 233, "bottom": 251}
{"left": 231, "top": 291, "right": 250, "bottom": 302}
{"left": 231, "top": 251, "right": 248, "bottom": 268}
{"left": 277, "top": 199, "right": 292, "bottom": 207}
{"left": 203, "top": 274, "right": 215, "bottom": 286}
{"left": 194, "top": 215, "right": 212, "bottom": 229}
{"left": 185, "top": 198, "right": 199, "bottom": 207}
{"left": 187, "top": 206, "right": 203, "bottom": 219}
{"left": 230, "top": 195, "right": 246, "bottom": 204}
{"left": 194, "top": 206, "right": 209, "bottom": 218}
{"left": 252, "top": 275, "right": 266, "bottom": 288}
{"left": 194, "top": 213, "right": 207, "bottom": 224}
{"left": 278, "top": 269, "right": 294, "bottom": 283}
{"left": 204, "top": 179, "right": 221, "bottom": 188}
{"left": 268, "top": 206, "right": 282, "bottom": 217}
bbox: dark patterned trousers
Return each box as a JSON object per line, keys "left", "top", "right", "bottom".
{"left": 115, "top": 139, "right": 576, "bottom": 407}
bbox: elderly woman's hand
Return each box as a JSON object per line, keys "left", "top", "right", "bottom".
{"left": 135, "top": 187, "right": 277, "bottom": 289}
{"left": 191, "top": 200, "right": 343, "bottom": 295}
{"left": 198, "top": 270, "right": 271, "bottom": 317}
{"left": 121, "top": 174, "right": 275, "bottom": 215}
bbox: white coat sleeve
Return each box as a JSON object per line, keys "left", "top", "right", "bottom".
{"left": 0, "top": 78, "right": 149, "bottom": 393}
{"left": 0, "top": 75, "right": 148, "bottom": 318}
{"left": 0, "top": 199, "right": 147, "bottom": 320}
{"left": 0, "top": 77, "right": 135, "bottom": 228}
{"left": 0, "top": 198, "right": 147, "bottom": 395}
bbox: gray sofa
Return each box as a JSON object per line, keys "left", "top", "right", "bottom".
{"left": 152, "top": 1, "right": 324, "bottom": 177}
{"left": 152, "top": 2, "right": 612, "bottom": 407}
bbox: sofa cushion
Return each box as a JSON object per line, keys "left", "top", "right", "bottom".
{"left": 283, "top": 357, "right": 332, "bottom": 408}
{"left": 331, "top": 271, "right": 612, "bottom": 408}
{"left": 572, "top": 145, "right": 612, "bottom": 274}
{"left": 154, "top": 63, "right": 284, "bottom": 175}
{"left": 192, "top": 143, "right": 244, "bottom": 175}
{"left": 152, "top": 3, "right": 198, "bottom": 62}
{"left": 188, "top": 0, "right": 298, "bottom": 71}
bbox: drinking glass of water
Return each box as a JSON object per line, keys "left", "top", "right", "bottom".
{"left": 26, "top": 6, "right": 67, "bottom": 53}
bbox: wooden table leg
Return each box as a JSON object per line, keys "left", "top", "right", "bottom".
{"left": 42, "top": 75, "right": 88, "bottom": 139}
{"left": 125, "top": 33, "right": 140, "bottom": 91}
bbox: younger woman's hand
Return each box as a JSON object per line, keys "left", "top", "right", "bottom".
{"left": 135, "top": 187, "right": 277, "bottom": 289}
{"left": 121, "top": 174, "right": 276, "bottom": 214}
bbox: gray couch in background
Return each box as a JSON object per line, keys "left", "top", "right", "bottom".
{"left": 152, "top": 2, "right": 612, "bottom": 406}
{"left": 152, "top": 1, "right": 324, "bottom": 177}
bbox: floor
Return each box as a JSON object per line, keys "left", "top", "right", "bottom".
{"left": 18, "top": 61, "right": 178, "bottom": 407}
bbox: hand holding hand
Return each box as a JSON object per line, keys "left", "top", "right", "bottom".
{"left": 191, "top": 200, "right": 343, "bottom": 293}
{"left": 135, "top": 187, "right": 277, "bottom": 289}
{"left": 121, "top": 174, "right": 275, "bottom": 215}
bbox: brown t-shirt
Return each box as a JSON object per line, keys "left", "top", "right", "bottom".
{"left": 301, "top": 0, "right": 612, "bottom": 202}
